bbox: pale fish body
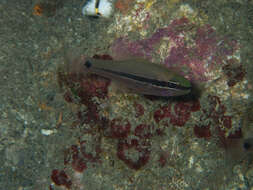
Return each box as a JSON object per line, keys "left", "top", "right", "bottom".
{"left": 81, "top": 57, "right": 192, "bottom": 97}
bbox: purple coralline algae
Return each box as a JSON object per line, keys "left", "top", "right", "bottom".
{"left": 110, "top": 17, "right": 239, "bottom": 82}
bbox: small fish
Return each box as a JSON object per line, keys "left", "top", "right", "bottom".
{"left": 82, "top": 0, "right": 113, "bottom": 18}
{"left": 78, "top": 57, "right": 192, "bottom": 97}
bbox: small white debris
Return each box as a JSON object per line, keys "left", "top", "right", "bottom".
{"left": 41, "top": 129, "right": 56, "bottom": 136}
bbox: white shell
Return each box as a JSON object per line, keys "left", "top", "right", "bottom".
{"left": 41, "top": 129, "right": 56, "bottom": 136}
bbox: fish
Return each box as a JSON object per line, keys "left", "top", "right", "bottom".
{"left": 74, "top": 57, "right": 192, "bottom": 97}
{"left": 82, "top": 0, "right": 113, "bottom": 18}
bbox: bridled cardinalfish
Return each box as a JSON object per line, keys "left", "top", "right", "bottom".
{"left": 72, "top": 56, "right": 192, "bottom": 97}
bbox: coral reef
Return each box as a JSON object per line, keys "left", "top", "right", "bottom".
{"left": 51, "top": 3, "right": 250, "bottom": 189}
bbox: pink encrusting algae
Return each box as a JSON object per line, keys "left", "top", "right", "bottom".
{"left": 110, "top": 17, "right": 239, "bottom": 82}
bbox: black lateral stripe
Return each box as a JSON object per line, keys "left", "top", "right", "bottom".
{"left": 100, "top": 68, "right": 191, "bottom": 90}
{"left": 95, "top": 0, "right": 100, "bottom": 8}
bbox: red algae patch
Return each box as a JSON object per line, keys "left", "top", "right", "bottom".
{"left": 105, "top": 118, "right": 131, "bottom": 139}
{"left": 134, "top": 102, "right": 145, "bottom": 118}
{"left": 194, "top": 124, "right": 212, "bottom": 139}
{"left": 51, "top": 169, "right": 72, "bottom": 189}
{"left": 117, "top": 139, "right": 151, "bottom": 170}
{"left": 154, "top": 100, "right": 200, "bottom": 127}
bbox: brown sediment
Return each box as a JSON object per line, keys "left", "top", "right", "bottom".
{"left": 115, "top": 0, "right": 135, "bottom": 15}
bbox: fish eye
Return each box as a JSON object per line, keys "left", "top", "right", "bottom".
{"left": 84, "top": 60, "right": 92, "bottom": 68}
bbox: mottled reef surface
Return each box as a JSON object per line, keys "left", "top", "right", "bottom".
{"left": 1, "top": 0, "right": 253, "bottom": 190}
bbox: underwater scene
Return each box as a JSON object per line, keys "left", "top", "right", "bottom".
{"left": 1, "top": 0, "right": 253, "bottom": 189}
